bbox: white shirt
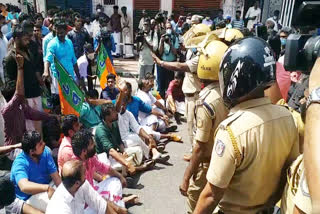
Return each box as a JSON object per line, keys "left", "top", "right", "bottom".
{"left": 0, "top": 34, "right": 8, "bottom": 80}
{"left": 118, "top": 110, "right": 142, "bottom": 140}
{"left": 266, "top": 17, "right": 279, "bottom": 32}
{"left": 245, "top": 6, "right": 261, "bottom": 30}
{"left": 84, "top": 23, "right": 93, "bottom": 37}
{"left": 138, "top": 31, "right": 158, "bottom": 65}
{"left": 136, "top": 89, "right": 157, "bottom": 120}
{"left": 77, "top": 54, "right": 88, "bottom": 78}
{"left": 46, "top": 181, "right": 106, "bottom": 214}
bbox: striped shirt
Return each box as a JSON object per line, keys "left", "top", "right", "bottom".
{"left": 231, "top": 19, "right": 244, "bottom": 30}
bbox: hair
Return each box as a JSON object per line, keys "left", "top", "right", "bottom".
{"left": 0, "top": 176, "right": 16, "bottom": 207}
{"left": 73, "top": 14, "right": 82, "bottom": 24}
{"left": 12, "top": 24, "right": 28, "bottom": 39}
{"left": 145, "top": 72, "right": 155, "bottom": 80}
{"left": 218, "top": 9, "right": 223, "bottom": 13}
{"left": 101, "top": 103, "right": 115, "bottom": 120}
{"left": 0, "top": 15, "right": 4, "bottom": 21}
{"left": 87, "top": 89, "right": 99, "bottom": 99}
{"left": 113, "top": 5, "right": 119, "bottom": 10}
{"left": 62, "top": 115, "right": 78, "bottom": 137}
{"left": 175, "top": 71, "right": 185, "bottom": 80}
{"left": 43, "top": 117, "right": 61, "bottom": 149}
{"left": 34, "top": 23, "right": 42, "bottom": 29}
{"left": 107, "top": 73, "right": 116, "bottom": 81}
{"left": 83, "top": 42, "right": 94, "bottom": 53}
{"left": 126, "top": 82, "right": 132, "bottom": 91}
{"left": 71, "top": 129, "right": 93, "bottom": 157}
{"left": 280, "top": 26, "right": 292, "bottom": 35}
{"left": 21, "top": 131, "right": 41, "bottom": 154}
{"left": 47, "top": 9, "right": 55, "bottom": 17}
{"left": 1, "top": 80, "right": 16, "bottom": 102}
{"left": 236, "top": 10, "right": 241, "bottom": 14}
{"left": 96, "top": 4, "right": 103, "bottom": 10}
{"left": 61, "top": 160, "right": 83, "bottom": 189}
{"left": 274, "top": 10, "right": 280, "bottom": 16}
{"left": 21, "top": 20, "right": 34, "bottom": 33}
{"left": 34, "top": 13, "right": 43, "bottom": 21}
{"left": 55, "top": 19, "right": 67, "bottom": 30}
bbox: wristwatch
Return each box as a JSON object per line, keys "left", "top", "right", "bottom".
{"left": 306, "top": 87, "right": 320, "bottom": 109}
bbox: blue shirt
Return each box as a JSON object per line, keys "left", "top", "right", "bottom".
{"left": 101, "top": 87, "right": 119, "bottom": 100}
{"left": 161, "top": 34, "right": 180, "bottom": 62}
{"left": 41, "top": 26, "right": 50, "bottom": 37}
{"left": 5, "top": 31, "right": 12, "bottom": 40}
{"left": 46, "top": 37, "right": 77, "bottom": 80}
{"left": 94, "top": 31, "right": 116, "bottom": 64}
{"left": 80, "top": 102, "right": 102, "bottom": 128}
{"left": 43, "top": 32, "right": 55, "bottom": 61}
{"left": 113, "top": 96, "right": 152, "bottom": 122}
{"left": 10, "top": 147, "right": 57, "bottom": 200}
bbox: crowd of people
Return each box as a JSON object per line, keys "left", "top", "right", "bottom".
{"left": 0, "top": 1, "right": 319, "bottom": 214}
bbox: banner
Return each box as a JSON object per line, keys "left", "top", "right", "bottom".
{"left": 96, "top": 43, "right": 117, "bottom": 89}
{"left": 54, "top": 56, "right": 85, "bottom": 116}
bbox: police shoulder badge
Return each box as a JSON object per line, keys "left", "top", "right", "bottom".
{"left": 215, "top": 140, "right": 225, "bottom": 157}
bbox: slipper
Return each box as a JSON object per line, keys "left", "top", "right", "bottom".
{"left": 153, "top": 154, "right": 170, "bottom": 163}
{"left": 170, "top": 134, "right": 182, "bottom": 142}
{"left": 123, "top": 194, "right": 142, "bottom": 205}
{"left": 157, "top": 144, "right": 165, "bottom": 152}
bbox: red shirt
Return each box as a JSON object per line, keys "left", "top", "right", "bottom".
{"left": 1, "top": 94, "right": 50, "bottom": 145}
{"left": 166, "top": 80, "right": 185, "bottom": 102}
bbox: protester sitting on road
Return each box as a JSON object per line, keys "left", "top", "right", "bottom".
{"left": 46, "top": 160, "right": 128, "bottom": 214}
{"left": 71, "top": 129, "right": 127, "bottom": 208}
{"left": 166, "top": 71, "right": 185, "bottom": 124}
{"left": 101, "top": 73, "right": 120, "bottom": 100}
{"left": 0, "top": 175, "right": 44, "bottom": 214}
{"left": 10, "top": 131, "right": 61, "bottom": 212}
{"left": 136, "top": 73, "right": 175, "bottom": 133}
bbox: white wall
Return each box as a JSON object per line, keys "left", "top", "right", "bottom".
{"left": 161, "top": 0, "right": 172, "bottom": 15}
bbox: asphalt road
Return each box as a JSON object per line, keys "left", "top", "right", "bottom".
{"left": 124, "top": 121, "right": 191, "bottom": 214}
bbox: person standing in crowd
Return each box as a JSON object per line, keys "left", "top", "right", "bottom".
{"left": 121, "top": 6, "right": 134, "bottom": 58}
{"left": 10, "top": 131, "right": 61, "bottom": 212}
{"left": 0, "top": 15, "right": 8, "bottom": 85}
{"left": 193, "top": 37, "right": 299, "bottom": 214}
{"left": 138, "top": 10, "right": 147, "bottom": 31}
{"left": 266, "top": 10, "right": 281, "bottom": 32}
{"left": 157, "top": 22, "right": 179, "bottom": 98}
{"left": 179, "top": 41, "right": 229, "bottom": 214}
{"left": 5, "top": 18, "right": 18, "bottom": 41}
{"left": 84, "top": 16, "right": 93, "bottom": 37}
{"left": 94, "top": 16, "right": 116, "bottom": 64}
{"left": 0, "top": 3, "right": 14, "bottom": 35}
{"left": 34, "top": 13, "right": 50, "bottom": 37}
{"left": 67, "top": 14, "right": 92, "bottom": 59}
{"left": 101, "top": 74, "right": 119, "bottom": 100}
{"left": 213, "top": 9, "right": 224, "bottom": 25}
{"left": 44, "top": 20, "right": 85, "bottom": 90}
{"left": 111, "top": 6, "right": 122, "bottom": 58}
{"left": 245, "top": 0, "right": 261, "bottom": 31}
{"left": 43, "top": 9, "right": 55, "bottom": 27}
{"left": 46, "top": 160, "right": 128, "bottom": 214}
{"left": 77, "top": 42, "right": 95, "bottom": 91}
{"left": 4, "top": 21, "right": 46, "bottom": 133}
{"left": 231, "top": 10, "right": 244, "bottom": 30}
{"left": 137, "top": 19, "right": 158, "bottom": 80}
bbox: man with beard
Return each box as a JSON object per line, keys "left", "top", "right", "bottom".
{"left": 10, "top": 131, "right": 62, "bottom": 212}
{"left": 70, "top": 129, "right": 127, "bottom": 208}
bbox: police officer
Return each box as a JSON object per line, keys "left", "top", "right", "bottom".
{"left": 151, "top": 24, "right": 211, "bottom": 161}
{"left": 193, "top": 37, "right": 300, "bottom": 214}
{"left": 179, "top": 40, "right": 229, "bottom": 214}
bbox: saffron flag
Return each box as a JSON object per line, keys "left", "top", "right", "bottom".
{"left": 54, "top": 56, "right": 85, "bottom": 116}
{"left": 96, "top": 43, "right": 117, "bottom": 89}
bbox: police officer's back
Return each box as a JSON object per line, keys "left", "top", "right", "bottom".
{"left": 193, "top": 37, "right": 299, "bottom": 214}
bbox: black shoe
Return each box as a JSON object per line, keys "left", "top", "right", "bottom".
{"left": 174, "top": 112, "right": 182, "bottom": 125}
{"left": 166, "top": 125, "right": 177, "bottom": 132}
{"left": 153, "top": 154, "right": 170, "bottom": 163}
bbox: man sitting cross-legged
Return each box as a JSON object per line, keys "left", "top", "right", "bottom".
{"left": 10, "top": 131, "right": 61, "bottom": 212}
{"left": 46, "top": 160, "right": 127, "bottom": 214}
{"left": 118, "top": 97, "right": 170, "bottom": 163}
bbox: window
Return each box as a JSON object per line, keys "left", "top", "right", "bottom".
{"left": 103, "top": 0, "right": 115, "bottom": 5}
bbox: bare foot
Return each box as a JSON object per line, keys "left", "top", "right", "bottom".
{"left": 123, "top": 194, "right": 141, "bottom": 205}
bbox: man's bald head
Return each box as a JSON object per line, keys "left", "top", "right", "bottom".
{"left": 61, "top": 160, "right": 85, "bottom": 189}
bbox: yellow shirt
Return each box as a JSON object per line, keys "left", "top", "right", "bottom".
{"left": 206, "top": 97, "right": 299, "bottom": 214}
{"left": 194, "top": 83, "right": 229, "bottom": 160}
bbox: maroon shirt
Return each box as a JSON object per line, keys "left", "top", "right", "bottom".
{"left": 1, "top": 94, "right": 50, "bottom": 145}
{"left": 110, "top": 14, "right": 122, "bottom": 33}
{"left": 166, "top": 80, "right": 185, "bottom": 102}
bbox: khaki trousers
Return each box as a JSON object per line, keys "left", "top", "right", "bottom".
{"left": 185, "top": 94, "right": 198, "bottom": 147}
{"left": 187, "top": 163, "right": 215, "bottom": 214}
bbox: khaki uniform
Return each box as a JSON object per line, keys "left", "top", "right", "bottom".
{"left": 281, "top": 155, "right": 311, "bottom": 214}
{"left": 187, "top": 83, "right": 229, "bottom": 213}
{"left": 183, "top": 50, "right": 201, "bottom": 146}
{"left": 206, "top": 97, "right": 299, "bottom": 214}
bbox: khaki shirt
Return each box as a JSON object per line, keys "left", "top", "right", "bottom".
{"left": 194, "top": 83, "right": 229, "bottom": 160}
{"left": 206, "top": 97, "right": 299, "bottom": 214}
{"left": 281, "top": 155, "right": 311, "bottom": 214}
{"left": 182, "top": 50, "right": 201, "bottom": 94}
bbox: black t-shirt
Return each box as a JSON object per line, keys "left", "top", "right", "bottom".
{"left": 4, "top": 41, "right": 41, "bottom": 98}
